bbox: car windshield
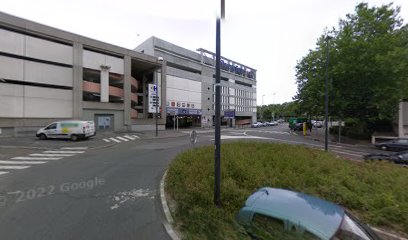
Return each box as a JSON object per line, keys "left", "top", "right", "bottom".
{"left": 247, "top": 213, "right": 319, "bottom": 240}
{"left": 333, "top": 213, "right": 372, "bottom": 240}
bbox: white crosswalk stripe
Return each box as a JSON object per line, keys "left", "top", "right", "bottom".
{"left": 43, "top": 151, "right": 84, "bottom": 154}
{"left": 123, "top": 135, "right": 135, "bottom": 140}
{"left": 0, "top": 166, "right": 30, "bottom": 170}
{"left": 60, "top": 147, "right": 88, "bottom": 150}
{"left": 2, "top": 147, "right": 88, "bottom": 176}
{"left": 0, "top": 160, "right": 47, "bottom": 165}
{"left": 109, "top": 137, "right": 121, "bottom": 143}
{"left": 116, "top": 136, "right": 129, "bottom": 142}
{"left": 30, "top": 153, "right": 74, "bottom": 157}
{"left": 103, "top": 135, "right": 140, "bottom": 143}
{"left": 12, "top": 157, "right": 62, "bottom": 160}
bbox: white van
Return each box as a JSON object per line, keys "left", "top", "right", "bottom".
{"left": 36, "top": 121, "right": 96, "bottom": 141}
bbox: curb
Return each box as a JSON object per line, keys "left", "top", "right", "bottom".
{"left": 160, "top": 170, "right": 180, "bottom": 240}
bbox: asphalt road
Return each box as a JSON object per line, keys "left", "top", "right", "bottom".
{"left": 0, "top": 136, "right": 194, "bottom": 240}
{"left": 0, "top": 125, "right": 383, "bottom": 240}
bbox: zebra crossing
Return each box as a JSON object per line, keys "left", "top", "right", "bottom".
{"left": 0, "top": 147, "right": 87, "bottom": 176}
{"left": 102, "top": 135, "right": 140, "bottom": 143}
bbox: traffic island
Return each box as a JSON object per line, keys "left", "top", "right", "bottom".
{"left": 164, "top": 142, "right": 408, "bottom": 239}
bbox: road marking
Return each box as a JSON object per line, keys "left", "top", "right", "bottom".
{"left": 103, "top": 138, "right": 111, "bottom": 142}
{"left": 123, "top": 135, "right": 135, "bottom": 140}
{"left": 0, "top": 166, "right": 30, "bottom": 170}
{"left": 109, "top": 138, "right": 121, "bottom": 143}
{"left": 331, "top": 150, "right": 363, "bottom": 158}
{"left": 328, "top": 146, "right": 369, "bottom": 155}
{"left": 60, "top": 147, "right": 88, "bottom": 150}
{"left": 43, "top": 151, "right": 84, "bottom": 154}
{"left": 0, "top": 160, "right": 46, "bottom": 165}
{"left": 116, "top": 136, "right": 129, "bottom": 142}
{"left": 132, "top": 135, "right": 140, "bottom": 139}
{"left": 12, "top": 157, "right": 62, "bottom": 160}
{"left": 0, "top": 171, "right": 9, "bottom": 175}
{"left": 213, "top": 135, "right": 271, "bottom": 140}
{"left": 29, "top": 153, "right": 74, "bottom": 157}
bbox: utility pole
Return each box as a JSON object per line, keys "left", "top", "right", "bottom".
{"left": 214, "top": 0, "right": 225, "bottom": 207}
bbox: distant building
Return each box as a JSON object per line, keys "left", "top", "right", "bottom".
{"left": 0, "top": 12, "right": 165, "bottom": 136}
{"left": 135, "top": 37, "right": 257, "bottom": 128}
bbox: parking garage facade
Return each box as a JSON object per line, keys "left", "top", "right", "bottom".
{"left": 0, "top": 12, "right": 166, "bottom": 136}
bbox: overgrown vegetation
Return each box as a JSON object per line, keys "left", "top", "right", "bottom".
{"left": 166, "top": 142, "right": 408, "bottom": 239}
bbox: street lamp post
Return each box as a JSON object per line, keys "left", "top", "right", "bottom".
{"left": 214, "top": 0, "right": 225, "bottom": 207}
{"left": 324, "top": 35, "right": 332, "bottom": 152}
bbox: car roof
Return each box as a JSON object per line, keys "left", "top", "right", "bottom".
{"left": 245, "top": 188, "right": 344, "bottom": 239}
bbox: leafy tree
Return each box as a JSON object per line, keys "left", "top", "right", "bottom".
{"left": 294, "top": 3, "right": 408, "bottom": 138}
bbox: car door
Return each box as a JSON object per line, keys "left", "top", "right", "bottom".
{"left": 44, "top": 123, "right": 58, "bottom": 139}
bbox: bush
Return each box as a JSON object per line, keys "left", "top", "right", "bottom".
{"left": 166, "top": 142, "right": 408, "bottom": 239}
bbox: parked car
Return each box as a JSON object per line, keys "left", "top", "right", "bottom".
{"left": 251, "top": 122, "right": 263, "bottom": 128}
{"left": 364, "top": 151, "right": 408, "bottom": 165}
{"left": 268, "top": 121, "right": 278, "bottom": 126}
{"left": 236, "top": 187, "right": 380, "bottom": 240}
{"left": 36, "top": 120, "right": 96, "bottom": 141}
{"left": 375, "top": 138, "right": 408, "bottom": 151}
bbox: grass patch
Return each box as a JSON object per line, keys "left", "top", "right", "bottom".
{"left": 166, "top": 142, "right": 408, "bottom": 239}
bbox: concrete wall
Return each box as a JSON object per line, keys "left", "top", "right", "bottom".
{"left": 0, "top": 83, "right": 73, "bottom": 118}
{"left": 166, "top": 75, "right": 202, "bottom": 109}
{"left": 83, "top": 50, "right": 124, "bottom": 74}
{"left": 82, "top": 109, "right": 124, "bottom": 131}
{"left": 0, "top": 28, "right": 73, "bottom": 64}
{"left": 399, "top": 101, "right": 408, "bottom": 137}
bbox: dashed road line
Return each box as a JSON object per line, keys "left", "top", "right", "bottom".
{"left": 0, "top": 160, "right": 47, "bottom": 165}
{"left": 0, "top": 166, "right": 30, "bottom": 170}
{"left": 29, "top": 153, "right": 74, "bottom": 157}
{"left": 116, "top": 136, "right": 129, "bottom": 142}
{"left": 11, "top": 157, "right": 62, "bottom": 161}
{"left": 0, "top": 171, "right": 9, "bottom": 175}
{"left": 43, "top": 151, "right": 84, "bottom": 154}
{"left": 60, "top": 147, "right": 88, "bottom": 150}
{"left": 331, "top": 150, "right": 363, "bottom": 158}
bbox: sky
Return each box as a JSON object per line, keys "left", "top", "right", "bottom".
{"left": 1, "top": 0, "right": 407, "bottom": 105}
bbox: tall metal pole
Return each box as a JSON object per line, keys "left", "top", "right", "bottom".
{"left": 214, "top": 17, "right": 221, "bottom": 207}
{"left": 155, "top": 76, "right": 158, "bottom": 137}
{"left": 324, "top": 36, "right": 330, "bottom": 152}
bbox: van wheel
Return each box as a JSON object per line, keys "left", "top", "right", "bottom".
{"left": 381, "top": 145, "right": 388, "bottom": 151}
{"left": 39, "top": 134, "right": 47, "bottom": 140}
{"left": 70, "top": 134, "right": 78, "bottom": 141}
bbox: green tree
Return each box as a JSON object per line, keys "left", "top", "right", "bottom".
{"left": 294, "top": 3, "right": 408, "bottom": 138}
